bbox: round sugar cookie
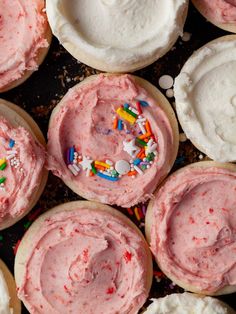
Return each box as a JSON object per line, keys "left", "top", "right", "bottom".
{"left": 146, "top": 161, "right": 236, "bottom": 295}
{"left": 174, "top": 35, "right": 236, "bottom": 162}
{"left": 143, "top": 292, "right": 236, "bottom": 314}
{"left": 192, "top": 0, "right": 236, "bottom": 33}
{"left": 0, "top": 259, "right": 21, "bottom": 314}
{"left": 0, "top": 98, "right": 48, "bottom": 229}
{"left": 15, "top": 200, "right": 153, "bottom": 314}
{"left": 47, "top": 74, "right": 179, "bottom": 208}
{"left": 0, "top": 0, "right": 52, "bottom": 92}
{"left": 46, "top": 0, "right": 189, "bottom": 72}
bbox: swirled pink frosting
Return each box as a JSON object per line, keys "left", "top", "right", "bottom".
{"left": 0, "top": 0, "right": 49, "bottom": 90}
{"left": 150, "top": 166, "right": 236, "bottom": 293}
{"left": 0, "top": 117, "right": 45, "bottom": 226}
{"left": 47, "top": 74, "right": 174, "bottom": 207}
{"left": 195, "top": 0, "right": 236, "bottom": 23}
{"left": 18, "top": 206, "right": 150, "bottom": 314}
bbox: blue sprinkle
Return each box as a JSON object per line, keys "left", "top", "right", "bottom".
{"left": 9, "top": 139, "right": 15, "bottom": 148}
{"left": 97, "top": 172, "right": 119, "bottom": 181}
{"left": 133, "top": 158, "right": 141, "bottom": 165}
{"left": 118, "top": 119, "right": 123, "bottom": 130}
{"left": 139, "top": 100, "right": 149, "bottom": 107}
{"left": 69, "top": 147, "right": 75, "bottom": 163}
{"left": 123, "top": 103, "right": 129, "bottom": 109}
{"left": 174, "top": 155, "right": 185, "bottom": 166}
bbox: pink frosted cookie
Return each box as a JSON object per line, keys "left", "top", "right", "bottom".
{"left": 192, "top": 0, "right": 236, "bottom": 32}
{"left": 47, "top": 74, "right": 179, "bottom": 207}
{"left": 0, "top": 99, "right": 47, "bottom": 229}
{"left": 0, "top": 0, "right": 52, "bottom": 92}
{"left": 146, "top": 161, "right": 236, "bottom": 295}
{"left": 15, "top": 201, "right": 153, "bottom": 314}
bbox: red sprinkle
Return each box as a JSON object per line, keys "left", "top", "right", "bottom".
{"left": 221, "top": 208, "right": 228, "bottom": 212}
{"left": 13, "top": 240, "right": 21, "bottom": 255}
{"left": 127, "top": 208, "right": 133, "bottom": 216}
{"left": 136, "top": 101, "right": 142, "bottom": 114}
{"left": 124, "top": 251, "right": 132, "bottom": 263}
{"left": 138, "top": 207, "right": 144, "bottom": 219}
{"left": 153, "top": 271, "right": 165, "bottom": 278}
{"left": 64, "top": 285, "right": 70, "bottom": 293}
{"left": 106, "top": 287, "right": 115, "bottom": 294}
{"left": 189, "top": 216, "right": 195, "bottom": 224}
{"left": 209, "top": 208, "right": 214, "bottom": 214}
{"left": 83, "top": 249, "right": 89, "bottom": 263}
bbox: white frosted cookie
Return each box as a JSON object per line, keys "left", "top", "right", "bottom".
{"left": 143, "top": 293, "right": 235, "bottom": 314}
{"left": 46, "top": 0, "right": 189, "bottom": 72}
{"left": 174, "top": 35, "right": 236, "bottom": 162}
{"left": 0, "top": 259, "right": 21, "bottom": 314}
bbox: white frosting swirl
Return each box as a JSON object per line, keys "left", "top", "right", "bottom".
{"left": 46, "top": 0, "right": 188, "bottom": 71}
{"left": 174, "top": 37, "right": 236, "bottom": 162}
{"left": 143, "top": 293, "right": 230, "bottom": 314}
{"left": 0, "top": 269, "right": 11, "bottom": 314}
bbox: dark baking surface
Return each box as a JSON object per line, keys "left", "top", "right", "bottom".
{"left": 1, "top": 3, "right": 235, "bottom": 313}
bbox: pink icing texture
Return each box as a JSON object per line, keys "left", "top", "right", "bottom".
{"left": 0, "top": 0, "right": 49, "bottom": 90}
{"left": 0, "top": 117, "right": 45, "bottom": 225}
{"left": 196, "top": 0, "right": 236, "bottom": 23}
{"left": 47, "top": 75, "right": 174, "bottom": 207}
{"left": 151, "top": 166, "right": 236, "bottom": 293}
{"left": 18, "top": 207, "right": 150, "bottom": 314}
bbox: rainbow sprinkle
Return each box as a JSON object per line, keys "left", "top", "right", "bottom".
{"left": 0, "top": 138, "right": 22, "bottom": 190}
{"left": 65, "top": 100, "right": 158, "bottom": 182}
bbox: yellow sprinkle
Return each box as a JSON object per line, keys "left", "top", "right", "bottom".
{"left": 0, "top": 158, "right": 6, "bottom": 167}
{"left": 134, "top": 207, "right": 141, "bottom": 221}
{"left": 116, "top": 108, "right": 136, "bottom": 124}
{"left": 94, "top": 161, "right": 110, "bottom": 168}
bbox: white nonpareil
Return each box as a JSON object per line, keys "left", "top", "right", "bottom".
{"left": 115, "top": 160, "right": 130, "bottom": 175}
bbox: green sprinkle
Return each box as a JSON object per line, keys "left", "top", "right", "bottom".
{"left": 0, "top": 163, "right": 7, "bottom": 171}
{"left": 111, "top": 170, "right": 119, "bottom": 177}
{"left": 0, "top": 235, "right": 3, "bottom": 241}
{"left": 141, "top": 165, "right": 147, "bottom": 170}
{"left": 91, "top": 164, "right": 97, "bottom": 174}
{"left": 0, "top": 177, "right": 6, "bottom": 184}
{"left": 146, "top": 152, "right": 155, "bottom": 161}
{"left": 136, "top": 138, "right": 147, "bottom": 147}
{"left": 123, "top": 107, "right": 138, "bottom": 118}
{"left": 24, "top": 221, "right": 31, "bottom": 229}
